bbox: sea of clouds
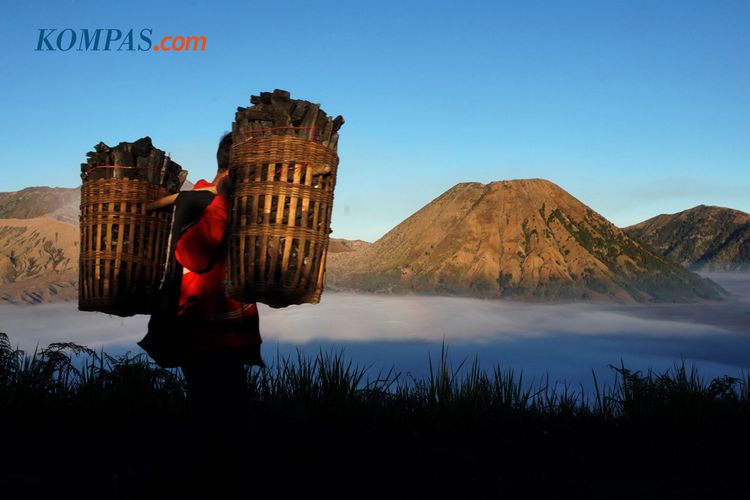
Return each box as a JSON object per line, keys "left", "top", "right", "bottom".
{"left": 1, "top": 273, "right": 748, "bottom": 393}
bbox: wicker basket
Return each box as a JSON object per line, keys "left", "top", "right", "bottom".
{"left": 226, "top": 130, "right": 339, "bottom": 308}
{"left": 79, "top": 176, "right": 172, "bottom": 316}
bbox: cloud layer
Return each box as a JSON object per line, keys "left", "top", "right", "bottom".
{"left": 1, "top": 273, "right": 748, "bottom": 391}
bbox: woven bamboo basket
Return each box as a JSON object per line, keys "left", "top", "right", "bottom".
{"left": 79, "top": 175, "right": 172, "bottom": 316}
{"left": 226, "top": 129, "right": 339, "bottom": 308}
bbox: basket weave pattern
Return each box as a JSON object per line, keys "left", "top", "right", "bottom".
{"left": 79, "top": 178, "right": 171, "bottom": 316}
{"left": 226, "top": 133, "right": 338, "bottom": 307}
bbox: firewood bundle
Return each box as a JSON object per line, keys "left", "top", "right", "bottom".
{"left": 232, "top": 89, "right": 345, "bottom": 151}
{"left": 80, "top": 136, "right": 187, "bottom": 193}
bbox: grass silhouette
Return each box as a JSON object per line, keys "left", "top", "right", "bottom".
{"left": 1, "top": 331, "right": 748, "bottom": 498}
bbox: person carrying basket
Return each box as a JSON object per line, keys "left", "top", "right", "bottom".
{"left": 139, "top": 132, "right": 265, "bottom": 431}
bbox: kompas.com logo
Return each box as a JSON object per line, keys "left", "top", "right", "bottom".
{"left": 34, "top": 28, "right": 207, "bottom": 52}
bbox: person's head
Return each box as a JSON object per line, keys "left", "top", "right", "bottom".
{"left": 217, "top": 132, "right": 232, "bottom": 173}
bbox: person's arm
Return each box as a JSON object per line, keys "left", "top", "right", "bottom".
{"left": 174, "top": 193, "right": 229, "bottom": 273}
{"left": 145, "top": 185, "right": 217, "bottom": 212}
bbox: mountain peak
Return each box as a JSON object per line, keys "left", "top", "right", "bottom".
{"left": 488, "top": 177, "right": 556, "bottom": 186}
{"left": 328, "top": 179, "right": 725, "bottom": 302}
{"left": 451, "top": 178, "right": 560, "bottom": 190}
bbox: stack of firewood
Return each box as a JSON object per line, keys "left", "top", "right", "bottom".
{"left": 232, "top": 89, "right": 345, "bottom": 150}
{"left": 80, "top": 136, "right": 186, "bottom": 192}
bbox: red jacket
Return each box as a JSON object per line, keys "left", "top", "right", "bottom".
{"left": 174, "top": 178, "right": 264, "bottom": 365}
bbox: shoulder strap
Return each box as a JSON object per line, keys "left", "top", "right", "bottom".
{"left": 155, "top": 191, "right": 216, "bottom": 313}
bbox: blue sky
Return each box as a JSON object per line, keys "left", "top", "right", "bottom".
{"left": 1, "top": 0, "right": 748, "bottom": 241}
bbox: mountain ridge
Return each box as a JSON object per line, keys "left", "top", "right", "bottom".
{"left": 0, "top": 186, "right": 79, "bottom": 222}
{"left": 624, "top": 205, "right": 750, "bottom": 271}
{"left": 0, "top": 181, "right": 734, "bottom": 305}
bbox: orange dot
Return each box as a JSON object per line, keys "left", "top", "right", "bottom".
{"left": 153, "top": 45, "right": 159, "bottom": 51}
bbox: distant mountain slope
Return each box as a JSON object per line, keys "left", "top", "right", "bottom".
{"left": 0, "top": 187, "right": 80, "bottom": 222}
{"left": 0, "top": 217, "right": 78, "bottom": 304}
{"left": 624, "top": 205, "right": 750, "bottom": 271}
{"left": 328, "top": 238, "right": 371, "bottom": 253}
{"left": 326, "top": 179, "right": 725, "bottom": 303}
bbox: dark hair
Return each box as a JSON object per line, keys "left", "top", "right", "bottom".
{"left": 217, "top": 132, "right": 232, "bottom": 171}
